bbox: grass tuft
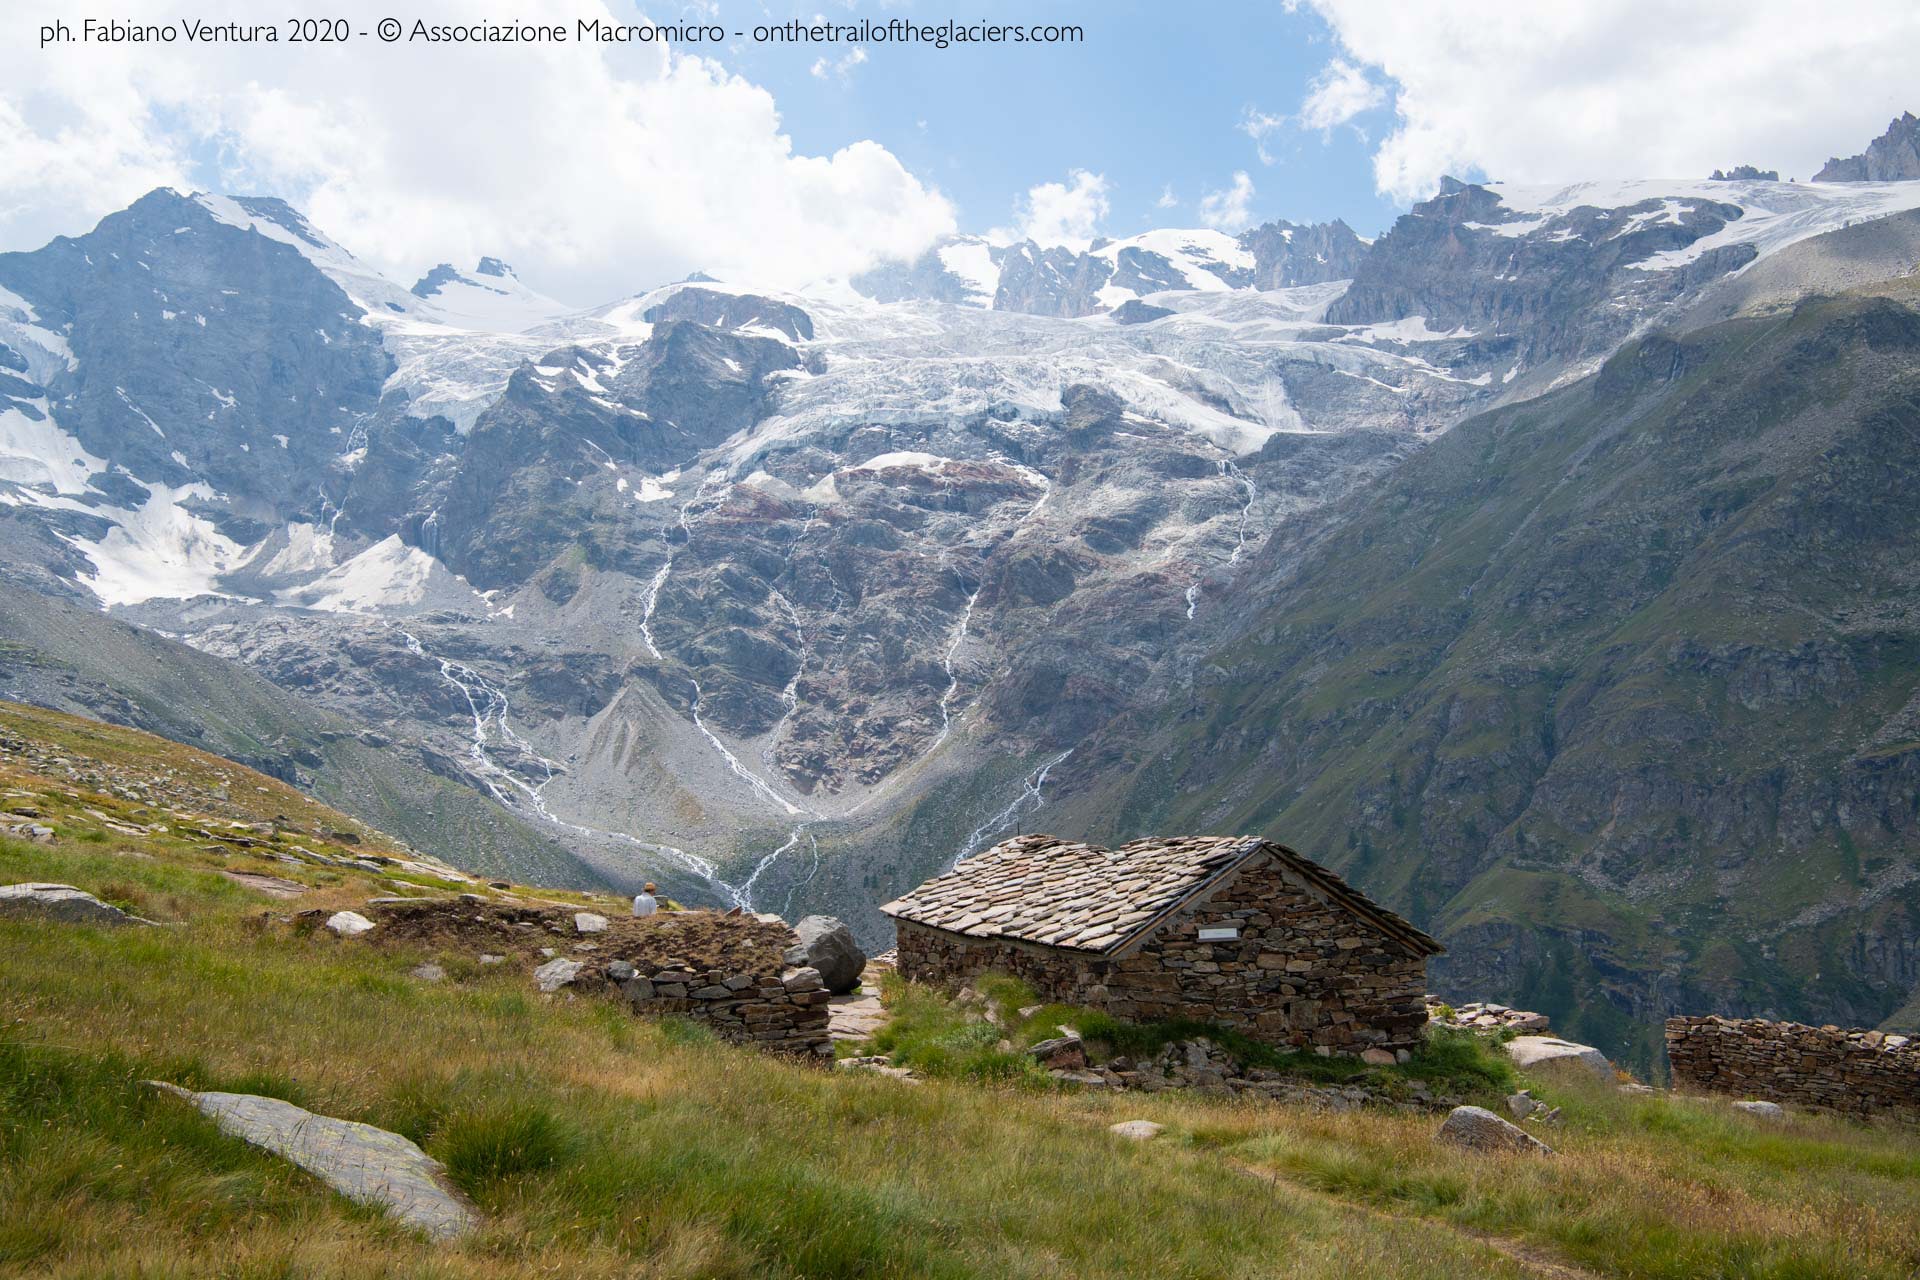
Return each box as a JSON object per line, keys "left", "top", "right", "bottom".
{"left": 436, "top": 1096, "right": 582, "bottom": 1189}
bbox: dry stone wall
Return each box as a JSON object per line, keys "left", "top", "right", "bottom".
{"left": 1665, "top": 1015, "right": 1920, "bottom": 1116}
{"left": 896, "top": 851, "right": 1431, "bottom": 1055}
{"left": 613, "top": 961, "right": 834, "bottom": 1058}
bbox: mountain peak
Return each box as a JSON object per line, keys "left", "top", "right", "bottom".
{"left": 1814, "top": 110, "right": 1920, "bottom": 182}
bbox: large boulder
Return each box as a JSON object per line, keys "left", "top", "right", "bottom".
{"left": 0, "top": 883, "right": 150, "bottom": 926}
{"left": 1506, "top": 1035, "right": 1613, "bottom": 1080}
{"left": 1435, "top": 1105, "right": 1554, "bottom": 1155}
{"left": 785, "top": 915, "right": 865, "bottom": 994}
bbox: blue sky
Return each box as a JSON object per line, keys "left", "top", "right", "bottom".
{"left": 6, "top": 0, "right": 1917, "bottom": 302}
{"left": 709, "top": 0, "right": 1409, "bottom": 239}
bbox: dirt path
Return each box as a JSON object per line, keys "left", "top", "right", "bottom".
{"left": 1225, "top": 1158, "right": 1606, "bottom": 1280}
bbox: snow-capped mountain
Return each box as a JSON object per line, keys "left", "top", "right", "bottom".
{"left": 852, "top": 219, "right": 1367, "bottom": 316}
{"left": 4, "top": 126, "right": 1920, "bottom": 945}
{"left": 408, "top": 258, "right": 572, "bottom": 333}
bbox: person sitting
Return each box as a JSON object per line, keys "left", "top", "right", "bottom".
{"left": 632, "top": 882, "right": 659, "bottom": 917}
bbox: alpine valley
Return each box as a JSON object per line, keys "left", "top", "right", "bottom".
{"left": 6, "top": 116, "right": 1920, "bottom": 1070}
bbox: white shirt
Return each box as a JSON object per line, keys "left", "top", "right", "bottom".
{"left": 632, "top": 892, "right": 658, "bottom": 918}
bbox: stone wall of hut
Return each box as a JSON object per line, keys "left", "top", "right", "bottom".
{"left": 895, "top": 852, "right": 1431, "bottom": 1055}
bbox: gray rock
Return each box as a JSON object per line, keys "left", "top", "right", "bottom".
{"left": 0, "top": 882, "right": 151, "bottom": 927}
{"left": 478, "top": 953, "right": 506, "bottom": 966}
{"left": 1506, "top": 1035, "right": 1613, "bottom": 1080}
{"left": 1109, "top": 1119, "right": 1164, "bottom": 1141}
{"left": 1815, "top": 112, "right": 1920, "bottom": 182}
{"left": 1435, "top": 1105, "right": 1554, "bottom": 1155}
{"left": 1028, "top": 1035, "right": 1087, "bottom": 1071}
{"left": 573, "top": 912, "right": 607, "bottom": 934}
{"left": 1732, "top": 1100, "right": 1786, "bottom": 1121}
{"left": 146, "top": 1082, "right": 478, "bottom": 1239}
{"left": 1505, "top": 1090, "right": 1536, "bottom": 1119}
{"left": 781, "top": 966, "right": 824, "bottom": 993}
{"left": 607, "top": 960, "right": 636, "bottom": 982}
{"left": 325, "top": 910, "right": 375, "bottom": 937}
{"left": 533, "top": 957, "right": 583, "bottom": 992}
{"left": 785, "top": 915, "right": 865, "bottom": 994}
{"left": 409, "top": 963, "right": 446, "bottom": 982}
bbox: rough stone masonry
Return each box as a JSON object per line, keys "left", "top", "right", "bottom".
{"left": 889, "top": 836, "right": 1440, "bottom": 1056}
{"left": 615, "top": 960, "right": 835, "bottom": 1057}
{"left": 1665, "top": 1015, "right": 1920, "bottom": 1117}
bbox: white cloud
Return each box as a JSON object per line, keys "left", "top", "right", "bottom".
{"left": 1299, "top": 0, "right": 1920, "bottom": 202}
{"left": 1155, "top": 185, "right": 1179, "bottom": 210}
{"left": 0, "top": 0, "right": 953, "bottom": 303}
{"left": 810, "top": 47, "right": 868, "bottom": 82}
{"left": 1010, "top": 169, "right": 1110, "bottom": 248}
{"left": 1239, "top": 107, "right": 1289, "bottom": 165}
{"left": 1197, "top": 171, "right": 1257, "bottom": 232}
{"left": 1297, "top": 59, "right": 1385, "bottom": 135}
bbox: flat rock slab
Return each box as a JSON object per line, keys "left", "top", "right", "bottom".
{"left": 146, "top": 1082, "right": 478, "bottom": 1240}
{"left": 1435, "top": 1105, "right": 1554, "bottom": 1155}
{"left": 828, "top": 990, "right": 888, "bottom": 1041}
{"left": 1506, "top": 1035, "right": 1613, "bottom": 1079}
{"left": 0, "top": 882, "right": 152, "bottom": 926}
{"left": 1732, "top": 1099, "right": 1786, "bottom": 1121}
{"left": 222, "top": 870, "right": 308, "bottom": 899}
{"left": 534, "top": 957, "right": 583, "bottom": 992}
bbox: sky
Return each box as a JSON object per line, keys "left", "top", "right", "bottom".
{"left": 4, "top": 0, "right": 1919, "bottom": 305}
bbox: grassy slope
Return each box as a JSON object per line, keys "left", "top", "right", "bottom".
{"left": 3, "top": 703, "right": 1918, "bottom": 1278}
{"left": 0, "top": 586, "right": 604, "bottom": 889}
{"left": 1061, "top": 296, "right": 1920, "bottom": 1071}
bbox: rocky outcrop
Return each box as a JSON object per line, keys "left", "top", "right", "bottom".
{"left": 1325, "top": 178, "right": 1753, "bottom": 367}
{"left": 1815, "top": 112, "right": 1920, "bottom": 182}
{"left": 1238, "top": 218, "right": 1367, "bottom": 288}
{"left": 146, "top": 1082, "right": 478, "bottom": 1240}
{"left": 1666, "top": 1015, "right": 1920, "bottom": 1117}
{"left": 1505, "top": 1036, "right": 1612, "bottom": 1080}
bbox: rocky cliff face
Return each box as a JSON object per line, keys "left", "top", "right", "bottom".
{"left": 1815, "top": 112, "right": 1920, "bottom": 182}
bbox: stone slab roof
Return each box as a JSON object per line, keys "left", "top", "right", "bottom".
{"left": 881, "top": 833, "right": 1442, "bottom": 957}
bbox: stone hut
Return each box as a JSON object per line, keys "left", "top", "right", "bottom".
{"left": 883, "top": 834, "right": 1443, "bottom": 1057}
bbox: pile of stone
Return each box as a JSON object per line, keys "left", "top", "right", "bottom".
{"left": 1666, "top": 1015, "right": 1919, "bottom": 1117}
{"left": 1427, "top": 997, "right": 1550, "bottom": 1033}
{"left": 1030, "top": 1034, "right": 1463, "bottom": 1112}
